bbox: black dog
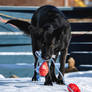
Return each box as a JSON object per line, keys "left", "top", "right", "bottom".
{"left": 7, "top": 5, "right": 71, "bottom": 85}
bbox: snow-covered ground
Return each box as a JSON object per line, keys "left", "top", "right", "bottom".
{"left": 0, "top": 71, "right": 92, "bottom": 92}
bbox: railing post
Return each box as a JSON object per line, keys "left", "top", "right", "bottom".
{"left": 65, "top": 0, "right": 68, "bottom": 7}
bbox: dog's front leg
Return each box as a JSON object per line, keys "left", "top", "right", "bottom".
{"left": 50, "top": 54, "right": 58, "bottom": 82}
{"left": 32, "top": 54, "right": 39, "bottom": 81}
{"left": 57, "top": 48, "right": 68, "bottom": 85}
{"left": 44, "top": 62, "right": 53, "bottom": 85}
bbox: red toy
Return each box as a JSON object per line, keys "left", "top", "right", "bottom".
{"left": 67, "top": 83, "right": 80, "bottom": 92}
{"left": 39, "top": 61, "right": 49, "bottom": 77}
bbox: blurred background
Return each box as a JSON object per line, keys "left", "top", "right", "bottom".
{"left": 0, "top": 0, "right": 92, "bottom": 7}
{"left": 0, "top": 0, "right": 92, "bottom": 78}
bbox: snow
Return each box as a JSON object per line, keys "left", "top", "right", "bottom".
{"left": 0, "top": 74, "right": 5, "bottom": 79}
{"left": 0, "top": 71, "right": 92, "bottom": 92}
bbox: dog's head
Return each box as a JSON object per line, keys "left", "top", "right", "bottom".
{"left": 30, "top": 24, "right": 61, "bottom": 60}
{"left": 6, "top": 19, "right": 63, "bottom": 60}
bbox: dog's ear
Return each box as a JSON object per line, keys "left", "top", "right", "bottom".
{"left": 6, "top": 19, "right": 31, "bottom": 35}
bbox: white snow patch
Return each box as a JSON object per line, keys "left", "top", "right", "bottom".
{"left": 0, "top": 74, "right": 5, "bottom": 79}
{"left": 0, "top": 71, "right": 92, "bottom": 92}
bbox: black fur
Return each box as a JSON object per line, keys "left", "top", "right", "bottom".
{"left": 7, "top": 5, "right": 71, "bottom": 85}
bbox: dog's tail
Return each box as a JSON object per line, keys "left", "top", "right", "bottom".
{"left": 6, "top": 19, "right": 31, "bottom": 35}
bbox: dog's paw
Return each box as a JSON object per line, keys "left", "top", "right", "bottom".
{"left": 52, "top": 77, "right": 58, "bottom": 82}
{"left": 44, "top": 81, "right": 53, "bottom": 86}
{"left": 32, "top": 76, "right": 38, "bottom": 81}
{"left": 56, "top": 79, "right": 65, "bottom": 85}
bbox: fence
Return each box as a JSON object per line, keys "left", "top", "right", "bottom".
{"left": 0, "top": 6, "right": 92, "bottom": 67}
